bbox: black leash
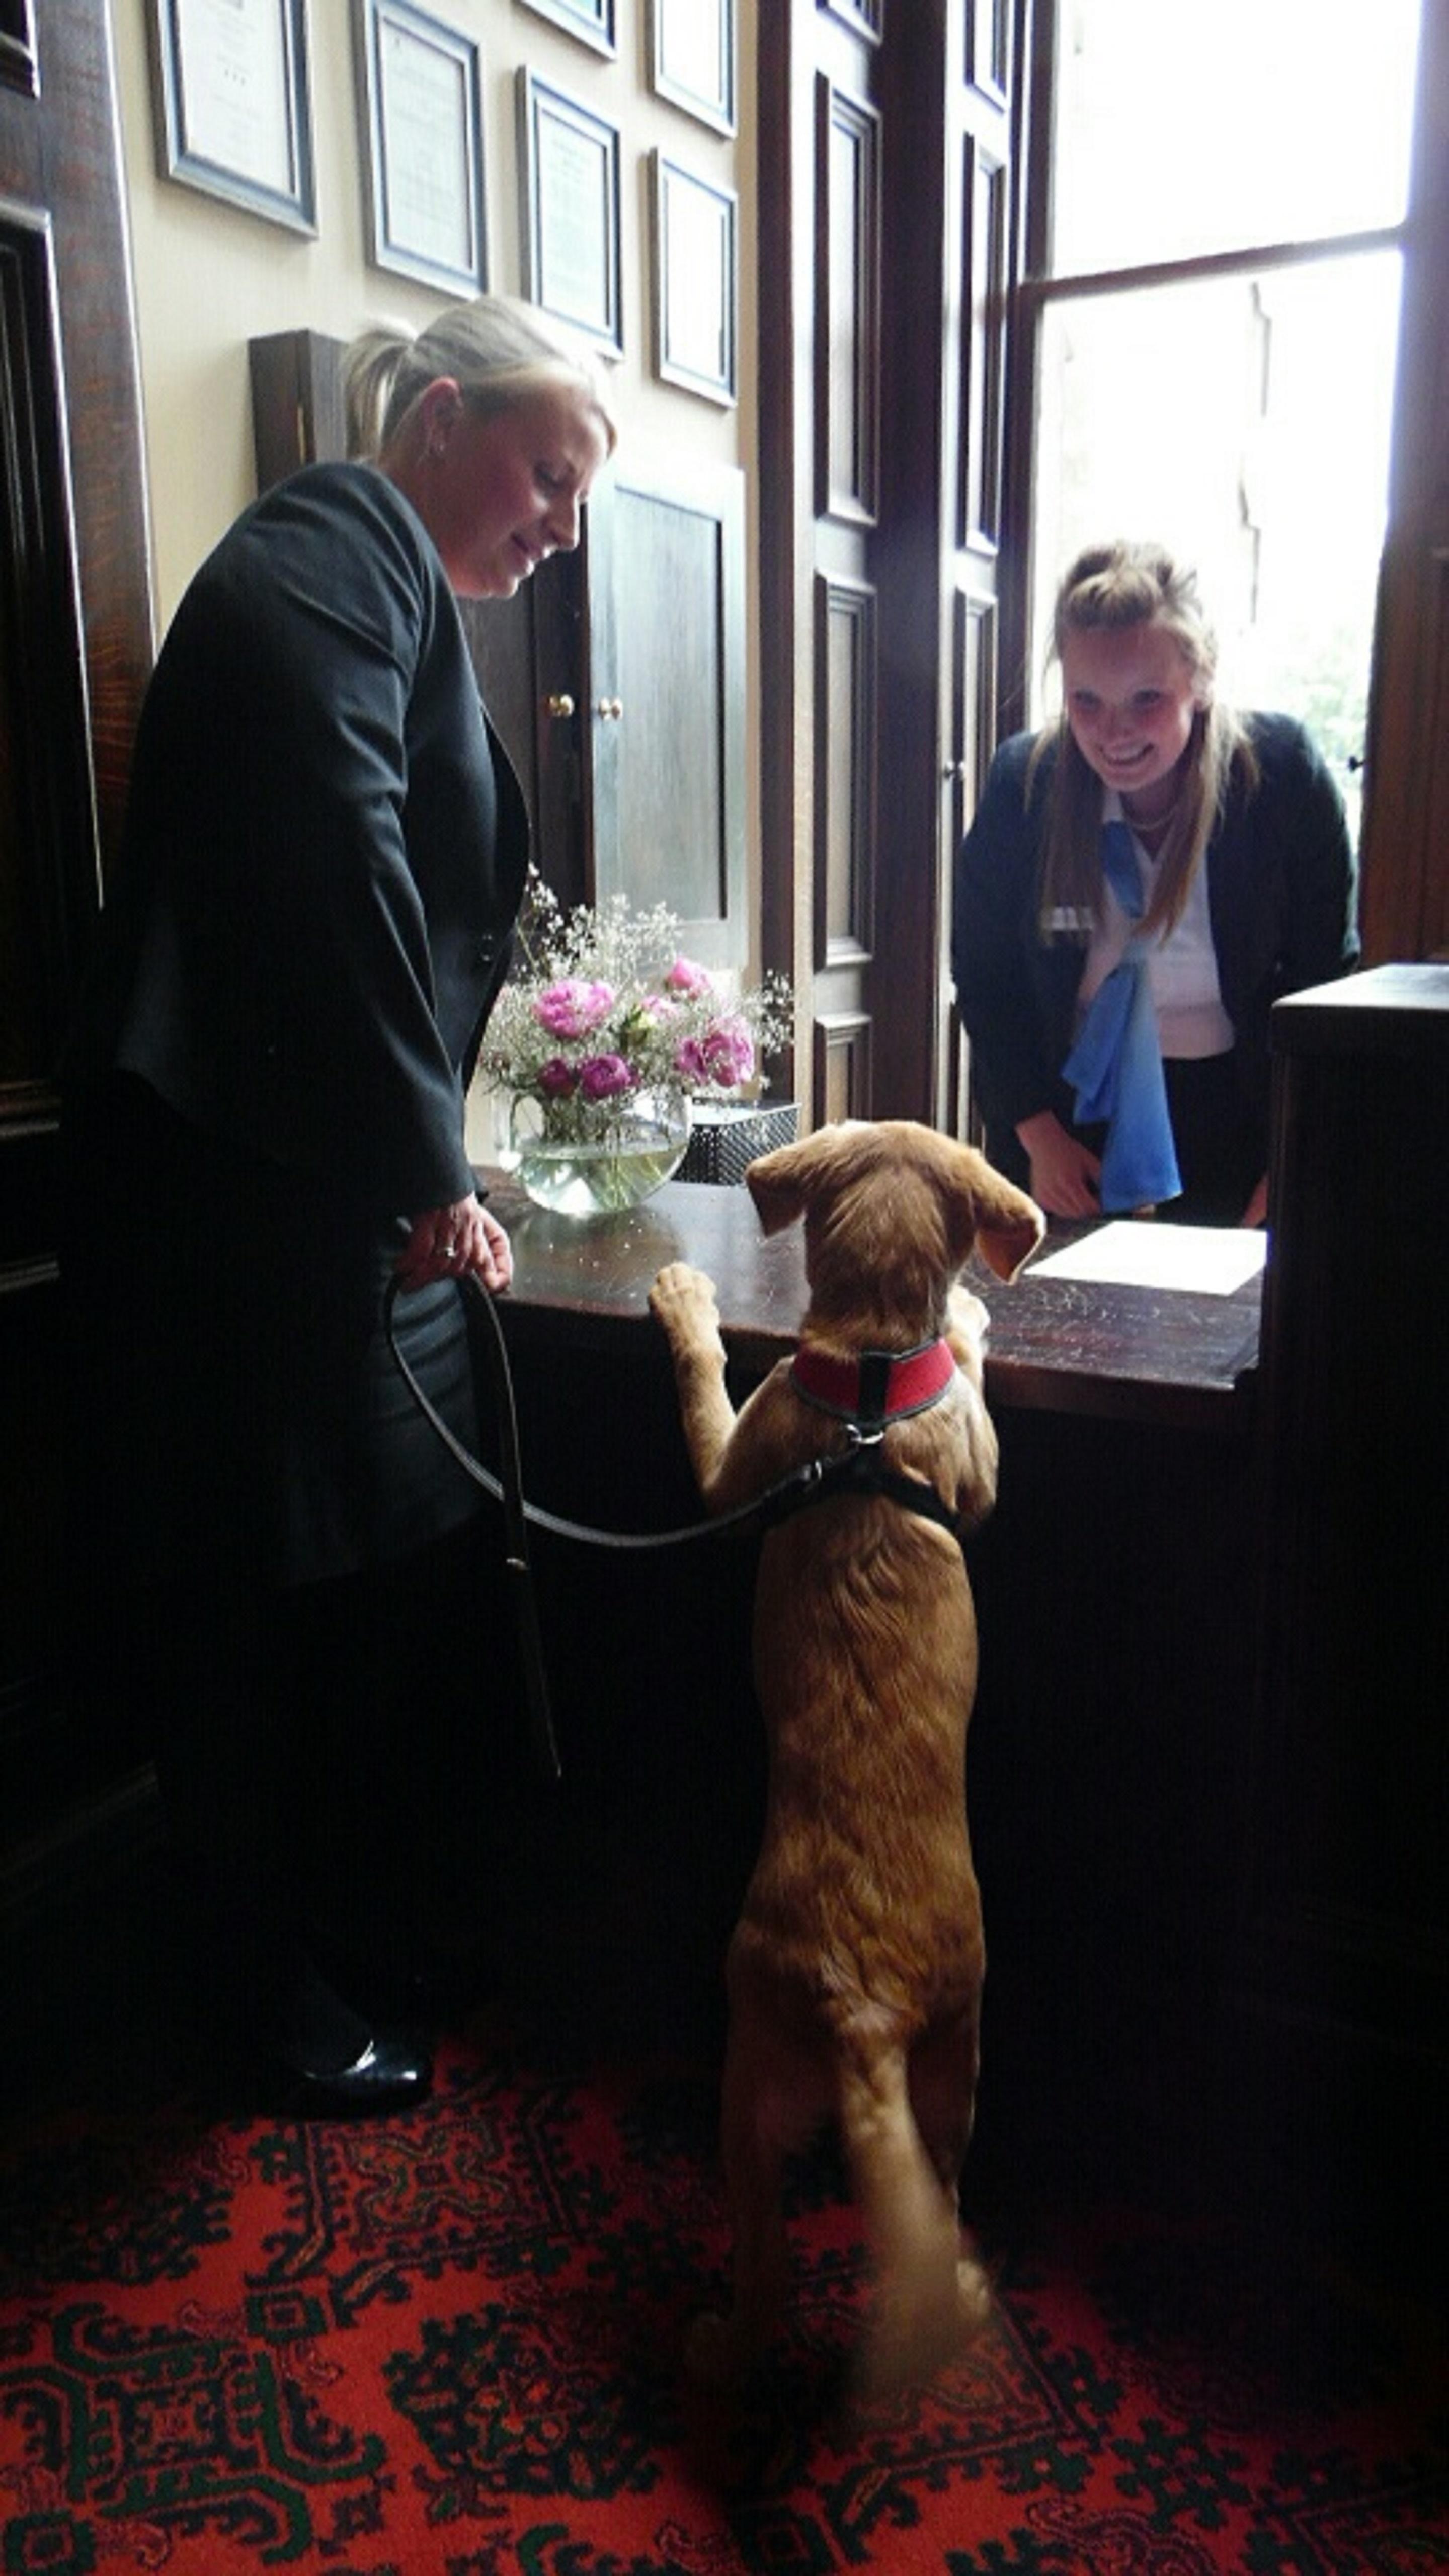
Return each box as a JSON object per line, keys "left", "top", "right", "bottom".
{"left": 382, "top": 1270, "right": 965, "bottom": 1781}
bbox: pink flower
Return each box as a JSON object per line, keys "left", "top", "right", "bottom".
{"left": 665, "top": 955, "right": 714, "bottom": 1001}
{"left": 677, "top": 1016, "right": 755, "bottom": 1090}
{"left": 578, "top": 1053, "right": 635, "bottom": 1101}
{"left": 538, "top": 1056, "right": 577, "bottom": 1097}
{"left": 534, "top": 978, "right": 616, "bottom": 1039}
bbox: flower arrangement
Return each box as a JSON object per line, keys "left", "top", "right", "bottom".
{"left": 477, "top": 873, "right": 793, "bottom": 1153}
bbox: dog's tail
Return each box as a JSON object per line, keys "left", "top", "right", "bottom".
{"left": 837, "top": 2027, "right": 991, "bottom": 2402}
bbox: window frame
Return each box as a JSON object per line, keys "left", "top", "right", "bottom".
{"left": 998, "top": 4, "right": 1418, "bottom": 754}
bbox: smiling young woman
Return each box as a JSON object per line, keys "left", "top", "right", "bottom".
{"left": 951, "top": 539, "right": 1359, "bottom": 1228}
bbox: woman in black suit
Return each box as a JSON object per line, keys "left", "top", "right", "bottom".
{"left": 953, "top": 541, "right": 1358, "bottom": 1227}
{"left": 62, "top": 297, "right": 615, "bottom": 2107}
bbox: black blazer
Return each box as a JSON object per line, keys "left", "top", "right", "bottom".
{"left": 71, "top": 463, "right": 528, "bottom": 1218}
{"left": 951, "top": 713, "right": 1359, "bottom": 1188}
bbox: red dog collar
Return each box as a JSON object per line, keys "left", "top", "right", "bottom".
{"left": 791, "top": 1336, "right": 957, "bottom": 1427}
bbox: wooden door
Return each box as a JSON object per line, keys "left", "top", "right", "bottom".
{"left": 0, "top": 0, "right": 154, "bottom": 1914}
{"left": 759, "top": 1, "right": 887, "bottom": 1126}
{"left": 758, "top": 1, "right": 1011, "bottom": 1132}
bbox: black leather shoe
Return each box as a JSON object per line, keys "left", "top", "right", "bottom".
{"left": 276, "top": 1954, "right": 433, "bottom": 2114}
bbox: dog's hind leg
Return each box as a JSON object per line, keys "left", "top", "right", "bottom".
{"left": 685, "top": 2014, "right": 795, "bottom": 2389}
{"left": 909, "top": 2003, "right": 981, "bottom": 2190}
{"left": 840, "top": 2029, "right": 991, "bottom": 2402}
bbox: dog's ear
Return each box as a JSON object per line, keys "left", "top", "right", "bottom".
{"left": 746, "top": 1125, "right": 860, "bottom": 1234}
{"left": 745, "top": 1135, "right": 815, "bottom": 1235}
{"left": 963, "top": 1154, "right": 1045, "bottom": 1282}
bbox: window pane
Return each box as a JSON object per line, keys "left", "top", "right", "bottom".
{"left": 1051, "top": 0, "right": 1420, "bottom": 272}
{"left": 1029, "top": 252, "right": 1402, "bottom": 844}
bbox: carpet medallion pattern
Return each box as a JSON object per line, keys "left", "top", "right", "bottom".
{"left": 1, "top": 2026, "right": 1444, "bottom": 2573}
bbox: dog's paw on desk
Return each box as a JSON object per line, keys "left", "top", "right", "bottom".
{"left": 647, "top": 1259, "right": 722, "bottom": 1351}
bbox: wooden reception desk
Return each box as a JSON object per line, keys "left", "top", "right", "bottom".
{"left": 475, "top": 1169, "right": 1264, "bottom": 1440}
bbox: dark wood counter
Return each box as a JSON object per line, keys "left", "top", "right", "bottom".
{"left": 477, "top": 1168, "right": 1262, "bottom": 1436}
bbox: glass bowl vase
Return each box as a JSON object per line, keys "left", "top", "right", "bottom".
{"left": 504, "top": 1089, "right": 692, "bottom": 1218}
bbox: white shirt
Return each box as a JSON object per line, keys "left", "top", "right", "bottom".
{"left": 1076, "top": 791, "right": 1235, "bottom": 1061}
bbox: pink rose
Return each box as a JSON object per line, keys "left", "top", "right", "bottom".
{"left": 578, "top": 1053, "right": 635, "bottom": 1101}
{"left": 665, "top": 955, "right": 714, "bottom": 1001}
{"left": 538, "top": 1056, "right": 577, "bottom": 1097}
{"left": 534, "top": 977, "right": 616, "bottom": 1039}
{"left": 678, "top": 1017, "right": 755, "bottom": 1090}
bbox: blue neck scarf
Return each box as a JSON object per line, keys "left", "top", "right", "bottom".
{"left": 1061, "top": 819, "right": 1182, "bottom": 1214}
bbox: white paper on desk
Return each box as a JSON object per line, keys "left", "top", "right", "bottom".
{"left": 1027, "top": 1220, "right": 1268, "bottom": 1295}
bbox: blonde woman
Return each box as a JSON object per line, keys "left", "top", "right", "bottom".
{"left": 953, "top": 541, "right": 1358, "bottom": 1227}
{"left": 62, "top": 298, "right": 615, "bottom": 2109}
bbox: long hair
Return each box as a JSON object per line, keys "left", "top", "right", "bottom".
{"left": 1029, "top": 540, "right": 1258, "bottom": 942}
{"left": 342, "top": 294, "right": 618, "bottom": 464}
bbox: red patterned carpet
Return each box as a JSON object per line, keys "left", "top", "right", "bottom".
{"left": 3, "top": 1990, "right": 1447, "bottom": 2576}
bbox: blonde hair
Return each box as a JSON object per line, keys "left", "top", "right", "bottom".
{"left": 343, "top": 294, "right": 618, "bottom": 464}
{"left": 1030, "top": 539, "right": 1258, "bottom": 941}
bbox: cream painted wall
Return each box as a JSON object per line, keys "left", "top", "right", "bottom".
{"left": 111, "top": 0, "right": 757, "bottom": 635}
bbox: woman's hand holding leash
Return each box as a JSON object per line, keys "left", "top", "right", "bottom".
{"left": 396, "top": 1195, "right": 513, "bottom": 1292}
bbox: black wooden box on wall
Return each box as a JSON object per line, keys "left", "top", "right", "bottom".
{"left": 1247, "top": 963, "right": 1449, "bottom": 2243}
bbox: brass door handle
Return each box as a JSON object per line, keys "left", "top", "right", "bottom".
{"left": 544, "top": 692, "right": 575, "bottom": 719}
{"left": 595, "top": 697, "right": 623, "bottom": 721}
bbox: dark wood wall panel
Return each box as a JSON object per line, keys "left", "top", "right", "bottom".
{"left": 954, "top": 585, "right": 999, "bottom": 820}
{"left": 818, "top": 76, "right": 880, "bottom": 525}
{"left": 816, "top": 573, "right": 877, "bottom": 964}
{"left": 1, "top": 0, "right": 157, "bottom": 1928}
{"left": 0, "top": 220, "right": 100, "bottom": 1133}
{"left": 965, "top": 0, "right": 1010, "bottom": 101}
{"left": 814, "top": 1011, "right": 871, "bottom": 1124}
{"left": 1360, "top": 0, "right": 1449, "bottom": 963}
{"left": 959, "top": 137, "right": 1008, "bottom": 550}
{"left": 0, "top": 0, "right": 36, "bottom": 98}
{"left": 1363, "top": 536, "right": 1449, "bottom": 961}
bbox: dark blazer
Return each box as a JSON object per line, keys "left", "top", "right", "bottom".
{"left": 71, "top": 462, "right": 528, "bottom": 1219}
{"left": 951, "top": 713, "right": 1359, "bottom": 1189}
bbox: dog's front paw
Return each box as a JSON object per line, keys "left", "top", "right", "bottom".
{"left": 945, "top": 1283, "right": 990, "bottom": 1387}
{"left": 650, "top": 1261, "right": 721, "bottom": 1348}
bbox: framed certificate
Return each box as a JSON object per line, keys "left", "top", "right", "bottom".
{"left": 517, "top": 71, "right": 622, "bottom": 358}
{"left": 651, "top": 153, "right": 737, "bottom": 405}
{"left": 649, "top": 0, "right": 735, "bottom": 137}
{"left": 516, "top": 0, "right": 616, "bottom": 58}
{"left": 148, "top": 0, "right": 316, "bottom": 234}
{"left": 355, "top": 0, "right": 486, "bottom": 293}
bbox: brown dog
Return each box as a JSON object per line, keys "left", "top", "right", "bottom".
{"left": 649, "top": 1118, "right": 1043, "bottom": 2400}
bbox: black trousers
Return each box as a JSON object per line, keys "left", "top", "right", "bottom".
{"left": 59, "top": 1075, "right": 515, "bottom": 2018}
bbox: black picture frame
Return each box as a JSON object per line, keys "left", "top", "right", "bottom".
{"left": 648, "top": 0, "right": 735, "bottom": 137}
{"left": 148, "top": 0, "right": 316, "bottom": 235}
{"left": 651, "top": 152, "right": 737, "bottom": 406}
{"left": 355, "top": 0, "right": 486, "bottom": 293}
{"left": 515, "top": 0, "right": 616, "bottom": 60}
{"left": 517, "top": 70, "right": 622, "bottom": 358}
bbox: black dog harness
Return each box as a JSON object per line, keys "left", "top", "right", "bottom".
{"left": 770, "top": 1335, "right": 962, "bottom": 1541}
